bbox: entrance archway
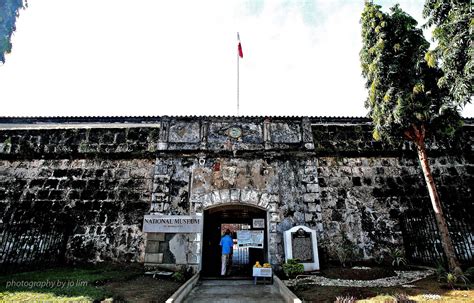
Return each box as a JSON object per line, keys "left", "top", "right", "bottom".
{"left": 201, "top": 203, "right": 268, "bottom": 277}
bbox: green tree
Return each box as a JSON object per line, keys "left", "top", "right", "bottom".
{"left": 423, "top": 0, "right": 473, "bottom": 107}
{"left": 0, "top": 0, "right": 26, "bottom": 63}
{"left": 360, "top": 2, "right": 462, "bottom": 273}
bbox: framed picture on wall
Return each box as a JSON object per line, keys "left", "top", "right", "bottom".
{"left": 253, "top": 218, "right": 265, "bottom": 229}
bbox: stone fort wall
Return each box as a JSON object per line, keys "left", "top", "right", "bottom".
{"left": 0, "top": 126, "right": 159, "bottom": 263}
{"left": 0, "top": 117, "right": 472, "bottom": 269}
{"left": 313, "top": 122, "right": 473, "bottom": 263}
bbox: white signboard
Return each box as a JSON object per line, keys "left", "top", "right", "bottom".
{"left": 237, "top": 230, "right": 264, "bottom": 249}
{"left": 143, "top": 215, "right": 202, "bottom": 233}
{"left": 253, "top": 267, "right": 272, "bottom": 277}
{"left": 253, "top": 218, "right": 265, "bottom": 229}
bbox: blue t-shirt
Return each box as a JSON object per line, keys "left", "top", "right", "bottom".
{"left": 220, "top": 234, "right": 233, "bottom": 254}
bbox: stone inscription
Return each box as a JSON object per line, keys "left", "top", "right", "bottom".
{"left": 291, "top": 229, "right": 313, "bottom": 262}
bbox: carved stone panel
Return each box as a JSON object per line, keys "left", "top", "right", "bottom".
{"left": 291, "top": 228, "right": 313, "bottom": 262}
{"left": 207, "top": 123, "right": 263, "bottom": 144}
{"left": 168, "top": 122, "right": 201, "bottom": 143}
{"left": 283, "top": 225, "right": 320, "bottom": 271}
{"left": 270, "top": 123, "right": 301, "bottom": 143}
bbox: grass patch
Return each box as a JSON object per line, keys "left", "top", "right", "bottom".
{"left": 357, "top": 289, "right": 474, "bottom": 303}
{"left": 0, "top": 264, "right": 142, "bottom": 302}
{"left": 0, "top": 291, "right": 94, "bottom": 302}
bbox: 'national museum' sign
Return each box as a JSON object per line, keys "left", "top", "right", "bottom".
{"left": 143, "top": 215, "right": 202, "bottom": 233}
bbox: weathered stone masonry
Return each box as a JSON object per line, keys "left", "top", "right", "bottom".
{"left": 0, "top": 126, "right": 158, "bottom": 263}
{"left": 0, "top": 117, "right": 472, "bottom": 270}
{"left": 147, "top": 117, "right": 321, "bottom": 271}
{"left": 313, "top": 121, "right": 473, "bottom": 262}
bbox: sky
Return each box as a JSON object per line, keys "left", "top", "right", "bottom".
{"left": 1, "top": 0, "right": 473, "bottom": 117}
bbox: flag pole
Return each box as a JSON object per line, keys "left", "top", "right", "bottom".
{"left": 237, "top": 33, "right": 240, "bottom": 116}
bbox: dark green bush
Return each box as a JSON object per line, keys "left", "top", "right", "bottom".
{"left": 388, "top": 248, "right": 407, "bottom": 267}
{"left": 327, "top": 231, "right": 361, "bottom": 267}
{"left": 282, "top": 259, "right": 304, "bottom": 279}
{"left": 435, "top": 262, "right": 447, "bottom": 282}
{"left": 171, "top": 271, "right": 185, "bottom": 282}
{"left": 464, "top": 267, "right": 474, "bottom": 280}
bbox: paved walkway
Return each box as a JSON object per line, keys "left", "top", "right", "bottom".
{"left": 182, "top": 280, "right": 286, "bottom": 303}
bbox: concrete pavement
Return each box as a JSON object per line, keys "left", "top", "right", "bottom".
{"left": 182, "top": 280, "right": 286, "bottom": 303}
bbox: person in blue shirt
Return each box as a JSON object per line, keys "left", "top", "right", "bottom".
{"left": 219, "top": 229, "right": 233, "bottom": 276}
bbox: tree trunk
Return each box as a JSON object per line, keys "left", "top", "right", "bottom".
{"left": 414, "top": 135, "right": 462, "bottom": 274}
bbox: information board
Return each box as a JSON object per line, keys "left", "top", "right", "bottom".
{"left": 237, "top": 230, "right": 264, "bottom": 249}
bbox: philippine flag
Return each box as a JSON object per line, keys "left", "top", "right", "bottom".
{"left": 237, "top": 32, "right": 243, "bottom": 58}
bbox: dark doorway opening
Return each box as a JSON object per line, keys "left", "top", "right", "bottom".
{"left": 201, "top": 204, "right": 268, "bottom": 278}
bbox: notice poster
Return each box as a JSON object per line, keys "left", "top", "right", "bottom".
{"left": 252, "top": 218, "right": 265, "bottom": 229}
{"left": 237, "top": 230, "right": 264, "bottom": 249}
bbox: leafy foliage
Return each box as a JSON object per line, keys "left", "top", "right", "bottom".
{"left": 171, "top": 271, "right": 186, "bottom": 282}
{"left": 282, "top": 259, "right": 304, "bottom": 279}
{"left": 435, "top": 264, "right": 471, "bottom": 288}
{"left": 388, "top": 248, "right": 407, "bottom": 267}
{"left": 360, "top": 2, "right": 461, "bottom": 143}
{"left": 334, "top": 295, "right": 356, "bottom": 303}
{"left": 423, "top": 0, "right": 473, "bottom": 107}
{"left": 446, "top": 272, "right": 458, "bottom": 287}
{"left": 441, "top": 271, "right": 470, "bottom": 288}
{"left": 435, "top": 262, "right": 447, "bottom": 281}
{"left": 0, "top": 0, "right": 26, "bottom": 63}
{"left": 465, "top": 267, "right": 474, "bottom": 280}
{"left": 171, "top": 266, "right": 192, "bottom": 282}
{"left": 360, "top": 1, "right": 462, "bottom": 273}
{"left": 336, "top": 233, "right": 360, "bottom": 267}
